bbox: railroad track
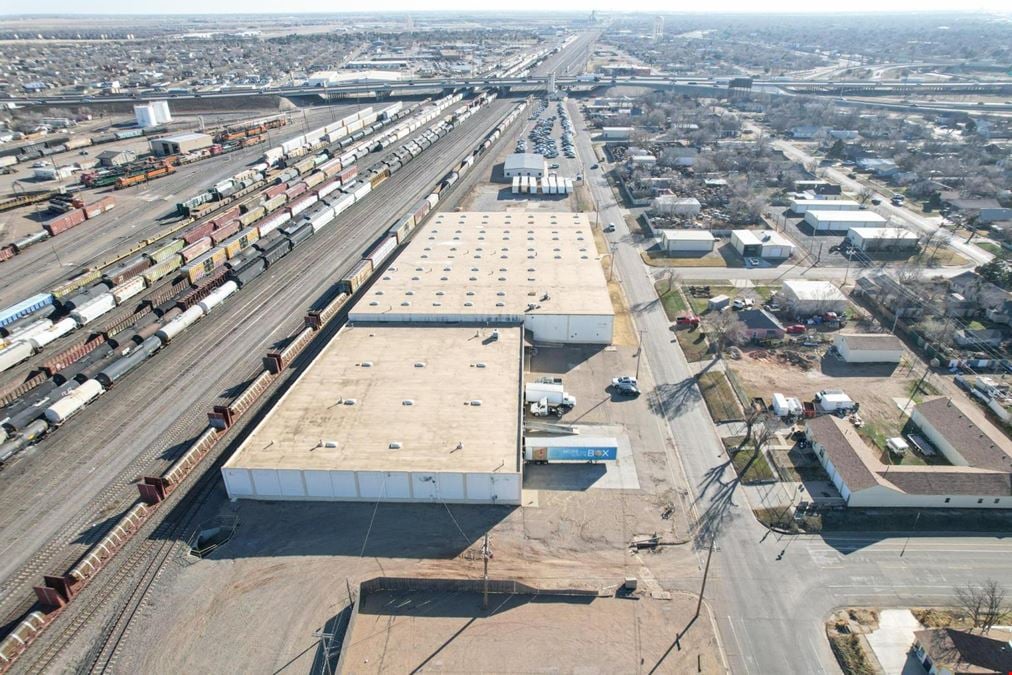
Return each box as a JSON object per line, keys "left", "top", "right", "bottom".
{"left": 0, "top": 102, "right": 514, "bottom": 654}
{"left": 33, "top": 99, "right": 524, "bottom": 674}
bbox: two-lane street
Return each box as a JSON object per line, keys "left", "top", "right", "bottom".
{"left": 570, "top": 100, "right": 1012, "bottom": 674}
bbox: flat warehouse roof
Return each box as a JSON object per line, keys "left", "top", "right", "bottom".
{"left": 849, "top": 227, "right": 918, "bottom": 240}
{"left": 158, "top": 132, "right": 212, "bottom": 143}
{"left": 661, "top": 229, "right": 714, "bottom": 241}
{"left": 223, "top": 324, "right": 522, "bottom": 474}
{"left": 350, "top": 212, "right": 614, "bottom": 319}
{"left": 733, "top": 229, "right": 793, "bottom": 247}
{"left": 806, "top": 210, "right": 887, "bottom": 223}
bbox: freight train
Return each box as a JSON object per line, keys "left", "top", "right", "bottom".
{"left": 0, "top": 92, "right": 525, "bottom": 467}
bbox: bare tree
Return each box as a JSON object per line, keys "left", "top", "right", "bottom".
{"left": 664, "top": 269, "right": 681, "bottom": 294}
{"left": 955, "top": 580, "right": 1010, "bottom": 633}
{"left": 703, "top": 311, "right": 748, "bottom": 356}
{"left": 856, "top": 187, "right": 874, "bottom": 206}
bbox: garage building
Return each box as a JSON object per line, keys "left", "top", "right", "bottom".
{"left": 730, "top": 229, "right": 795, "bottom": 259}
{"left": 660, "top": 229, "right": 714, "bottom": 253}
{"left": 149, "top": 132, "right": 214, "bottom": 156}
{"left": 834, "top": 333, "right": 904, "bottom": 363}
{"left": 601, "top": 127, "right": 633, "bottom": 141}
{"left": 780, "top": 280, "right": 848, "bottom": 315}
{"left": 504, "top": 153, "right": 547, "bottom": 179}
{"left": 804, "top": 209, "right": 888, "bottom": 233}
{"left": 789, "top": 198, "right": 859, "bottom": 214}
{"left": 349, "top": 212, "right": 614, "bottom": 344}
{"left": 846, "top": 227, "right": 920, "bottom": 252}
{"left": 222, "top": 324, "right": 523, "bottom": 504}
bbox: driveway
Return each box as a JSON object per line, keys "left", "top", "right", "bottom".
{"left": 864, "top": 609, "right": 926, "bottom": 675}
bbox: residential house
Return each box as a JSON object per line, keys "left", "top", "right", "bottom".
{"left": 736, "top": 309, "right": 785, "bottom": 340}
{"left": 912, "top": 627, "right": 1012, "bottom": 675}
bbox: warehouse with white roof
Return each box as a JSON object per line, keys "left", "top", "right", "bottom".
{"left": 504, "top": 153, "right": 547, "bottom": 179}
{"left": 660, "top": 229, "right": 715, "bottom": 253}
{"left": 349, "top": 212, "right": 614, "bottom": 344}
{"left": 731, "top": 229, "right": 795, "bottom": 259}
{"left": 780, "top": 280, "right": 848, "bottom": 315}
{"left": 222, "top": 324, "right": 523, "bottom": 504}
{"left": 790, "top": 198, "right": 859, "bottom": 214}
{"left": 804, "top": 209, "right": 888, "bottom": 233}
{"left": 846, "top": 226, "right": 920, "bottom": 252}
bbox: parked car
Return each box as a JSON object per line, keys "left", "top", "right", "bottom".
{"left": 746, "top": 257, "right": 761, "bottom": 267}
{"left": 786, "top": 324, "right": 806, "bottom": 334}
{"left": 591, "top": 163, "right": 599, "bottom": 169}
{"left": 676, "top": 315, "right": 700, "bottom": 327}
{"left": 611, "top": 376, "right": 640, "bottom": 396}
{"left": 870, "top": 197, "right": 882, "bottom": 206}
{"left": 732, "top": 298, "right": 754, "bottom": 310}
{"left": 549, "top": 163, "right": 559, "bottom": 169}
{"left": 891, "top": 194, "right": 905, "bottom": 205}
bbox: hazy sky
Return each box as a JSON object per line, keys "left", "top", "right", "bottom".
{"left": 5, "top": 1, "right": 1010, "bottom": 13}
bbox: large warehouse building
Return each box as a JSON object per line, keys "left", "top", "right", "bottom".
{"left": 804, "top": 210, "right": 888, "bottom": 232}
{"left": 504, "top": 153, "right": 547, "bottom": 179}
{"left": 222, "top": 324, "right": 523, "bottom": 504}
{"left": 790, "top": 198, "right": 859, "bottom": 214}
{"left": 349, "top": 212, "right": 614, "bottom": 344}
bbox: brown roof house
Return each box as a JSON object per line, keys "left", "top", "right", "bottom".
{"left": 913, "top": 627, "right": 1012, "bottom": 674}
{"left": 805, "top": 396, "right": 1012, "bottom": 508}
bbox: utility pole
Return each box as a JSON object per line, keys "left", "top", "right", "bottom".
{"left": 481, "top": 532, "right": 492, "bottom": 610}
{"left": 609, "top": 244, "right": 616, "bottom": 281}
{"left": 842, "top": 247, "right": 854, "bottom": 285}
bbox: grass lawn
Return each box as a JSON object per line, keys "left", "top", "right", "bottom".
{"left": 640, "top": 250, "right": 727, "bottom": 268}
{"left": 697, "top": 371, "right": 743, "bottom": 422}
{"left": 722, "top": 437, "right": 776, "bottom": 483}
{"left": 653, "top": 280, "right": 688, "bottom": 319}
{"left": 685, "top": 286, "right": 736, "bottom": 315}
{"left": 976, "top": 242, "right": 1010, "bottom": 260}
{"left": 676, "top": 328, "right": 710, "bottom": 362}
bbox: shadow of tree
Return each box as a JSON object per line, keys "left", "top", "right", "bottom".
{"left": 646, "top": 378, "right": 702, "bottom": 420}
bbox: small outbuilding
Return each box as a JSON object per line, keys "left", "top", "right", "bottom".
{"left": 601, "top": 126, "right": 633, "bottom": 141}
{"left": 834, "top": 333, "right": 904, "bottom": 364}
{"left": 736, "top": 308, "right": 785, "bottom": 340}
{"left": 96, "top": 149, "right": 136, "bottom": 167}
{"left": 660, "top": 229, "right": 714, "bottom": 253}
{"left": 652, "top": 195, "right": 701, "bottom": 217}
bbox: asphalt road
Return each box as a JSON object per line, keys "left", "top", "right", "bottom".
{"left": 0, "top": 105, "right": 365, "bottom": 310}
{"left": 570, "top": 101, "right": 1012, "bottom": 674}
{"left": 0, "top": 100, "right": 514, "bottom": 633}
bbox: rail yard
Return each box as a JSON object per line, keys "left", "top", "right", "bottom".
{"left": 2, "top": 9, "right": 1011, "bottom": 675}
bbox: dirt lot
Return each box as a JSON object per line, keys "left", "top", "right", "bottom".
{"left": 727, "top": 342, "right": 922, "bottom": 452}
{"left": 343, "top": 588, "right": 720, "bottom": 674}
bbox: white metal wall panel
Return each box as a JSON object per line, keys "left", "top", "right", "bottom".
{"left": 331, "top": 471, "right": 359, "bottom": 498}
{"left": 251, "top": 469, "right": 282, "bottom": 496}
{"left": 278, "top": 470, "right": 306, "bottom": 497}
{"left": 304, "top": 470, "right": 333, "bottom": 498}
{"left": 358, "top": 471, "right": 411, "bottom": 499}
{"left": 222, "top": 468, "right": 253, "bottom": 497}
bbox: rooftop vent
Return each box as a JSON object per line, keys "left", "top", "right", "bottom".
{"left": 402, "top": 400, "right": 414, "bottom": 406}
{"left": 389, "top": 441, "right": 402, "bottom": 449}
{"left": 414, "top": 362, "right": 425, "bottom": 367}
{"left": 469, "top": 400, "right": 483, "bottom": 406}
{"left": 360, "top": 361, "right": 373, "bottom": 367}
{"left": 322, "top": 440, "right": 338, "bottom": 448}
{"left": 344, "top": 399, "right": 358, "bottom": 405}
